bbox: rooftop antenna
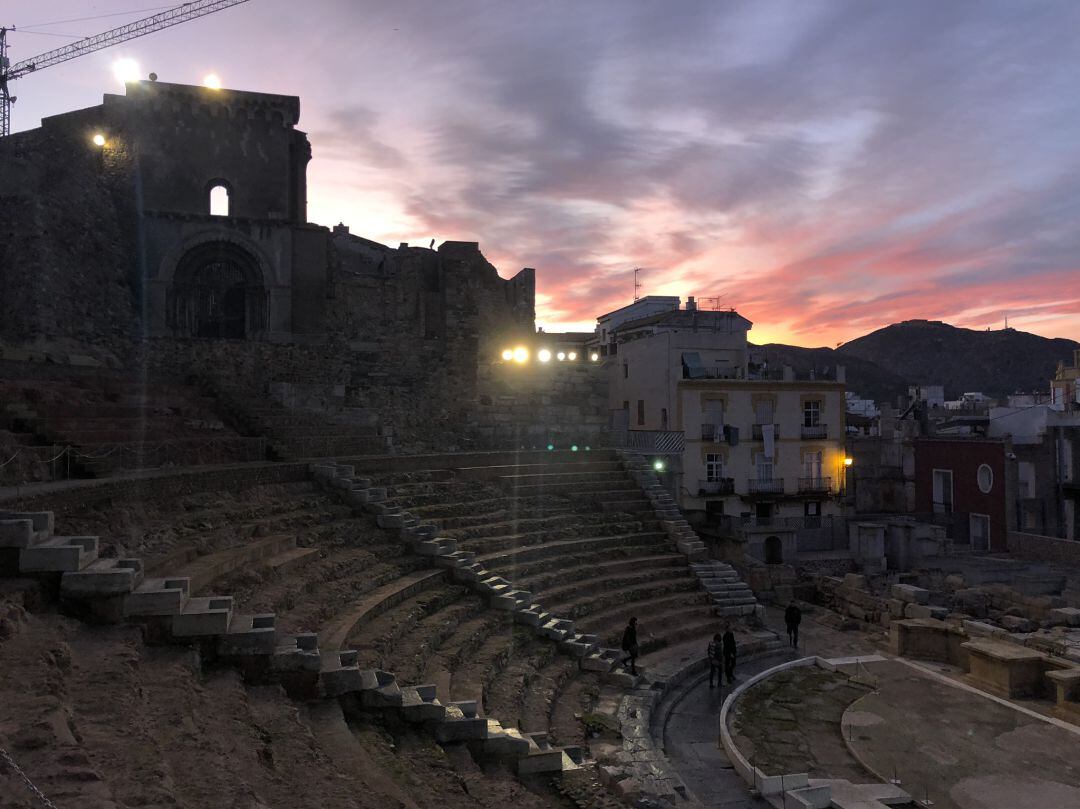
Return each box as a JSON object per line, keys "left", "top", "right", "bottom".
{"left": 633, "top": 267, "right": 642, "bottom": 301}
{"left": 702, "top": 295, "right": 725, "bottom": 311}
{"left": 1, "top": 0, "right": 251, "bottom": 137}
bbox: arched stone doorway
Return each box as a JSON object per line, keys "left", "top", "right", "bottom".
{"left": 764, "top": 535, "right": 783, "bottom": 565}
{"left": 169, "top": 241, "right": 267, "bottom": 339}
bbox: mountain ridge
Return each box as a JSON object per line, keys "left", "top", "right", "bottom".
{"left": 753, "top": 319, "right": 1077, "bottom": 403}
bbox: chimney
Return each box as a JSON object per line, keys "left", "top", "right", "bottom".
{"left": 332, "top": 222, "right": 350, "bottom": 236}
{"left": 686, "top": 296, "right": 697, "bottom": 311}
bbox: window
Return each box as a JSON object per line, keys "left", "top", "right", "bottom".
{"left": 977, "top": 464, "right": 994, "bottom": 494}
{"left": 637, "top": 399, "right": 645, "bottom": 426}
{"left": 702, "top": 400, "right": 724, "bottom": 441}
{"left": 803, "top": 400, "right": 821, "bottom": 427}
{"left": 661, "top": 408, "right": 668, "bottom": 429}
{"left": 754, "top": 451, "right": 774, "bottom": 482}
{"left": 1018, "top": 462, "right": 1036, "bottom": 498}
{"left": 754, "top": 399, "right": 774, "bottom": 425}
{"left": 805, "top": 501, "right": 821, "bottom": 517}
{"left": 209, "top": 183, "right": 230, "bottom": 216}
{"left": 932, "top": 469, "right": 953, "bottom": 514}
{"left": 706, "top": 453, "right": 724, "bottom": 482}
{"left": 802, "top": 450, "right": 823, "bottom": 480}
{"left": 623, "top": 363, "right": 629, "bottom": 379}
{"left": 970, "top": 513, "right": 990, "bottom": 551}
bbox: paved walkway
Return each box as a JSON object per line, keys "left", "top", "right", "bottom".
{"left": 661, "top": 653, "right": 789, "bottom": 808}
{"left": 658, "top": 604, "right": 889, "bottom": 807}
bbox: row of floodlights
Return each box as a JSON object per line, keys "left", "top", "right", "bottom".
{"left": 500, "top": 347, "right": 601, "bottom": 364}
{"left": 546, "top": 444, "right": 591, "bottom": 451}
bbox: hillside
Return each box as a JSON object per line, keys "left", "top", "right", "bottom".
{"left": 756, "top": 320, "right": 1078, "bottom": 402}
{"left": 750, "top": 343, "right": 910, "bottom": 405}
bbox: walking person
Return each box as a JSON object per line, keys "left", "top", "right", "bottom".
{"left": 722, "top": 624, "right": 737, "bottom": 685}
{"left": 621, "top": 617, "right": 639, "bottom": 675}
{"left": 707, "top": 633, "right": 723, "bottom": 688}
{"left": 785, "top": 601, "right": 802, "bottom": 648}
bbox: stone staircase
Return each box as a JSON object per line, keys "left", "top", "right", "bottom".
{"left": 0, "top": 506, "right": 584, "bottom": 780}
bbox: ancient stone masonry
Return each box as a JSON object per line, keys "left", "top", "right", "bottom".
{"left": 0, "top": 505, "right": 586, "bottom": 785}
{"left": 470, "top": 364, "right": 609, "bottom": 449}
{"left": 1, "top": 82, "right": 538, "bottom": 453}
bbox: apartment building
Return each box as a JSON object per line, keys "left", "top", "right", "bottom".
{"left": 604, "top": 297, "right": 847, "bottom": 535}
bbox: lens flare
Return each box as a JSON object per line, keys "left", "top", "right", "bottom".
{"left": 112, "top": 57, "right": 141, "bottom": 87}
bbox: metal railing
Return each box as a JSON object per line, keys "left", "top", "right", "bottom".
{"left": 748, "top": 478, "right": 785, "bottom": 494}
{"left": 700, "top": 424, "right": 724, "bottom": 442}
{"left": 751, "top": 424, "right": 776, "bottom": 440}
{"left": 614, "top": 429, "right": 685, "bottom": 454}
{"left": 801, "top": 424, "right": 828, "bottom": 439}
{"left": 798, "top": 476, "right": 832, "bottom": 493}
{"left": 698, "top": 477, "right": 735, "bottom": 495}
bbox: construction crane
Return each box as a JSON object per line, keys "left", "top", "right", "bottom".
{"left": 0, "top": 0, "right": 251, "bottom": 138}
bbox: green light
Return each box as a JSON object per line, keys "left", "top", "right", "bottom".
{"left": 653, "top": 459, "right": 665, "bottom": 472}
{"left": 547, "top": 444, "right": 555, "bottom": 451}
{"left": 571, "top": 445, "right": 579, "bottom": 452}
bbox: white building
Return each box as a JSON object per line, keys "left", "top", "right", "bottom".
{"left": 604, "top": 298, "right": 847, "bottom": 561}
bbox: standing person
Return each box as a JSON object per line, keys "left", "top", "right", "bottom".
{"left": 707, "top": 633, "right": 723, "bottom": 688}
{"left": 621, "top": 617, "right": 639, "bottom": 675}
{"left": 785, "top": 601, "right": 803, "bottom": 648}
{"left": 722, "top": 624, "right": 737, "bottom": 684}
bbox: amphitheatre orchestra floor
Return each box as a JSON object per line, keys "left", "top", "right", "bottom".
{"left": 658, "top": 607, "right": 1080, "bottom": 809}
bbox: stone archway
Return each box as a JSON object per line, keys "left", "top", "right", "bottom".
{"left": 168, "top": 241, "right": 267, "bottom": 339}
{"left": 764, "top": 535, "right": 783, "bottom": 565}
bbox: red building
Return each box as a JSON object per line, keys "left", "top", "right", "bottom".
{"left": 913, "top": 438, "right": 1011, "bottom": 552}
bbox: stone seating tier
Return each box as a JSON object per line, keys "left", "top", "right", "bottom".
{"left": 0, "top": 507, "right": 583, "bottom": 779}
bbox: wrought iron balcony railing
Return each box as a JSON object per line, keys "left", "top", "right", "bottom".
{"left": 698, "top": 477, "right": 735, "bottom": 495}
{"left": 748, "top": 478, "right": 785, "bottom": 494}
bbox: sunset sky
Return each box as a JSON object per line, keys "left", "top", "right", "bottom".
{"left": 7, "top": 0, "right": 1080, "bottom": 345}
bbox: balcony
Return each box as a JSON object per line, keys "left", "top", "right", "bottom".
{"left": 751, "top": 424, "right": 778, "bottom": 440}
{"left": 613, "top": 429, "right": 685, "bottom": 454}
{"left": 800, "top": 424, "right": 828, "bottom": 439}
{"left": 701, "top": 423, "right": 723, "bottom": 442}
{"left": 698, "top": 478, "right": 735, "bottom": 496}
{"left": 748, "top": 478, "right": 785, "bottom": 494}
{"left": 798, "top": 476, "right": 832, "bottom": 494}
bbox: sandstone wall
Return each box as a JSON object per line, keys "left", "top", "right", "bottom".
{"left": 469, "top": 363, "right": 610, "bottom": 449}
{"left": 1007, "top": 531, "right": 1080, "bottom": 566}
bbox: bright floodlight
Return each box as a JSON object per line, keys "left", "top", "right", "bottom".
{"left": 501, "top": 349, "right": 514, "bottom": 361}
{"left": 513, "top": 347, "right": 529, "bottom": 364}
{"left": 112, "top": 57, "right": 141, "bottom": 87}
{"left": 557, "top": 351, "right": 566, "bottom": 361}
{"left": 203, "top": 73, "right": 222, "bottom": 90}
{"left": 571, "top": 445, "right": 579, "bottom": 452}
{"left": 653, "top": 459, "right": 666, "bottom": 472}
{"left": 568, "top": 351, "right": 578, "bottom": 361}
{"left": 92, "top": 133, "right": 106, "bottom": 147}
{"left": 546, "top": 443, "right": 555, "bottom": 451}
{"left": 844, "top": 457, "right": 854, "bottom": 467}
{"left": 590, "top": 352, "right": 599, "bottom": 362}
{"left": 538, "top": 349, "right": 552, "bottom": 363}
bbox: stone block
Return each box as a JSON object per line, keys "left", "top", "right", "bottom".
{"left": 172, "top": 596, "right": 234, "bottom": 637}
{"left": 1049, "top": 608, "right": 1080, "bottom": 627}
{"left": 891, "top": 583, "right": 930, "bottom": 604}
{"left": 1001, "top": 615, "right": 1035, "bottom": 633}
{"left": 843, "top": 573, "right": 867, "bottom": 590}
{"left": 904, "top": 603, "right": 935, "bottom": 620}
{"left": 0, "top": 519, "right": 33, "bottom": 549}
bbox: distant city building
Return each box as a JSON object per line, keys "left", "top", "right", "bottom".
{"left": 1052, "top": 349, "right": 1080, "bottom": 406}
{"left": 846, "top": 391, "right": 881, "bottom": 420}
{"left": 908, "top": 384, "right": 945, "bottom": 409}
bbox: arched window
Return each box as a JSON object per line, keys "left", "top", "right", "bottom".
{"left": 209, "top": 184, "right": 230, "bottom": 216}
